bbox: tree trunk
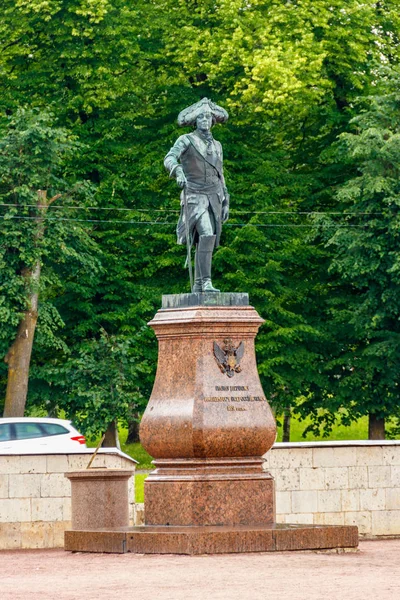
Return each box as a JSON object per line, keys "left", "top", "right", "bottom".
{"left": 3, "top": 258, "right": 40, "bottom": 417}
{"left": 126, "top": 414, "right": 141, "bottom": 444}
{"left": 3, "top": 301, "right": 39, "bottom": 417}
{"left": 3, "top": 190, "right": 60, "bottom": 418}
{"left": 102, "top": 421, "right": 121, "bottom": 449}
{"left": 282, "top": 407, "right": 291, "bottom": 443}
{"left": 368, "top": 414, "right": 385, "bottom": 440}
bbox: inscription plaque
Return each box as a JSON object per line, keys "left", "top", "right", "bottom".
{"left": 204, "top": 387, "right": 266, "bottom": 410}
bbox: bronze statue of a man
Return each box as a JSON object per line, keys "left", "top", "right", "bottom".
{"left": 164, "top": 98, "right": 229, "bottom": 293}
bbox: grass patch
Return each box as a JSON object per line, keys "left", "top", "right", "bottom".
{"left": 119, "top": 427, "right": 154, "bottom": 468}
{"left": 123, "top": 442, "right": 153, "bottom": 468}
{"left": 135, "top": 473, "right": 147, "bottom": 503}
{"left": 275, "top": 414, "right": 370, "bottom": 442}
{"left": 276, "top": 413, "right": 400, "bottom": 442}
{"left": 86, "top": 426, "right": 154, "bottom": 469}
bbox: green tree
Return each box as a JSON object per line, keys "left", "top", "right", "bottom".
{"left": 0, "top": 108, "right": 99, "bottom": 416}
{"left": 44, "top": 329, "right": 148, "bottom": 440}
{"left": 2, "top": 1, "right": 400, "bottom": 440}
{"left": 301, "top": 68, "right": 400, "bottom": 439}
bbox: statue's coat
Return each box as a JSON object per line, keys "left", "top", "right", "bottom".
{"left": 164, "top": 131, "right": 228, "bottom": 247}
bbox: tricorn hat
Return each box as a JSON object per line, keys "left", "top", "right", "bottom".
{"left": 177, "top": 98, "right": 229, "bottom": 127}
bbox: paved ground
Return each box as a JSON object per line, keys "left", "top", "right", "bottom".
{"left": 1, "top": 539, "right": 399, "bottom": 600}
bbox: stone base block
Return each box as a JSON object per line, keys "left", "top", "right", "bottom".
{"left": 65, "top": 530, "right": 128, "bottom": 553}
{"left": 65, "top": 469, "right": 134, "bottom": 530}
{"left": 65, "top": 523, "right": 358, "bottom": 555}
{"left": 145, "top": 476, "right": 275, "bottom": 526}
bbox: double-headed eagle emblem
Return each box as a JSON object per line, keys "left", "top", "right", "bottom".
{"left": 213, "top": 338, "right": 245, "bottom": 378}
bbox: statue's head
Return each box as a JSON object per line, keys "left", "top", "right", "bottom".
{"left": 177, "top": 98, "right": 228, "bottom": 129}
{"left": 196, "top": 109, "right": 213, "bottom": 133}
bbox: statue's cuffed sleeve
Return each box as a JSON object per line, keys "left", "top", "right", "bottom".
{"left": 164, "top": 135, "right": 190, "bottom": 178}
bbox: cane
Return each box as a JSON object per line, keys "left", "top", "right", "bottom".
{"left": 182, "top": 185, "right": 194, "bottom": 291}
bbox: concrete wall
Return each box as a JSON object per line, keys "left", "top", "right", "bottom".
{"left": 265, "top": 441, "right": 400, "bottom": 537}
{"left": 0, "top": 451, "right": 136, "bottom": 550}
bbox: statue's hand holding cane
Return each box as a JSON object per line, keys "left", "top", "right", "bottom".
{"left": 222, "top": 189, "right": 230, "bottom": 223}
{"left": 176, "top": 167, "right": 187, "bottom": 189}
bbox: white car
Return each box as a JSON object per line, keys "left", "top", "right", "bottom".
{"left": 0, "top": 417, "right": 87, "bottom": 453}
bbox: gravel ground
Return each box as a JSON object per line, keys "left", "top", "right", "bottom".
{"left": 1, "top": 539, "right": 399, "bottom": 600}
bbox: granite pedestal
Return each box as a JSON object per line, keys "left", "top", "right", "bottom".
{"left": 66, "top": 469, "right": 133, "bottom": 530}
{"left": 65, "top": 293, "right": 358, "bottom": 554}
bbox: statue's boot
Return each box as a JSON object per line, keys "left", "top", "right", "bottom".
{"left": 192, "top": 244, "right": 202, "bottom": 292}
{"left": 192, "top": 234, "right": 219, "bottom": 293}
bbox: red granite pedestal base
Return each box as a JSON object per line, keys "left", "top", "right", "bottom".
{"left": 64, "top": 295, "right": 359, "bottom": 555}
{"left": 64, "top": 523, "right": 359, "bottom": 555}
{"left": 144, "top": 458, "right": 275, "bottom": 526}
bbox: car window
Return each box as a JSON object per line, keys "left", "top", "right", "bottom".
{"left": 14, "top": 423, "right": 44, "bottom": 440}
{"left": 0, "top": 423, "right": 12, "bottom": 442}
{"left": 40, "top": 423, "right": 69, "bottom": 436}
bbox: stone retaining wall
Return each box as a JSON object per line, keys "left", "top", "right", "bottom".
{"left": 265, "top": 441, "right": 400, "bottom": 537}
{"left": 134, "top": 442, "right": 400, "bottom": 537}
{"left": 0, "top": 451, "right": 136, "bottom": 550}
{"left": 2, "top": 442, "right": 399, "bottom": 549}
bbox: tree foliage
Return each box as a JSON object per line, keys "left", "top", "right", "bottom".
{"left": 1, "top": 2, "right": 400, "bottom": 438}
{"left": 43, "top": 329, "right": 149, "bottom": 437}
{"left": 0, "top": 108, "right": 100, "bottom": 415}
{"left": 298, "top": 69, "right": 400, "bottom": 436}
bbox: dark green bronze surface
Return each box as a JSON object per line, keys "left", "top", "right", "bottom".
{"left": 161, "top": 292, "right": 249, "bottom": 309}
{"left": 164, "top": 98, "right": 230, "bottom": 293}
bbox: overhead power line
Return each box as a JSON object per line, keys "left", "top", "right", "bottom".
{"left": 0, "top": 214, "right": 375, "bottom": 228}
{"left": 0, "top": 203, "right": 390, "bottom": 216}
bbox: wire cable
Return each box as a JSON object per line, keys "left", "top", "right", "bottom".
{"left": 0, "top": 214, "right": 374, "bottom": 228}
{"left": 0, "top": 203, "right": 390, "bottom": 216}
